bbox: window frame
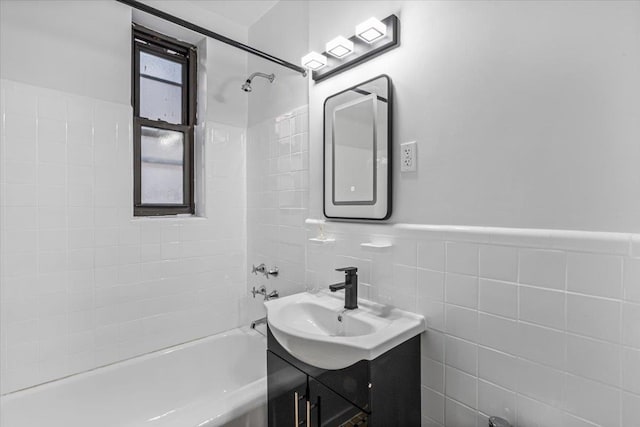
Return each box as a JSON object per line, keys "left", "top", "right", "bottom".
{"left": 132, "top": 25, "right": 197, "bottom": 216}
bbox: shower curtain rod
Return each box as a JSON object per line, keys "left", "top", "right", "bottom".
{"left": 115, "top": 0, "right": 307, "bottom": 77}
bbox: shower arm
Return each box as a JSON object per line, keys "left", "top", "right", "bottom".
{"left": 247, "top": 72, "right": 275, "bottom": 83}
{"left": 115, "top": 0, "right": 307, "bottom": 77}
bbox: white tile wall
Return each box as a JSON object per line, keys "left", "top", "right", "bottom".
{"left": 246, "top": 107, "right": 309, "bottom": 302}
{"left": 304, "top": 220, "right": 640, "bottom": 426}
{"left": 0, "top": 79, "right": 247, "bottom": 394}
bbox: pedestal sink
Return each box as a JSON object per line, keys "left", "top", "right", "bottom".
{"left": 264, "top": 291, "right": 425, "bottom": 370}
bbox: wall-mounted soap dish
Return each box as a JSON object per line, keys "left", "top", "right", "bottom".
{"left": 360, "top": 242, "right": 392, "bottom": 249}
{"left": 308, "top": 237, "right": 336, "bottom": 244}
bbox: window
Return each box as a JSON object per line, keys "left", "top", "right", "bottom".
{"left": 132, "top": 26, "right": 197, "bottom": 216}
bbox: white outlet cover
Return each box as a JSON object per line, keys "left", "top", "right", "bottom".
{"left": 401, "top": 141, "right": 416, "bottom": 172}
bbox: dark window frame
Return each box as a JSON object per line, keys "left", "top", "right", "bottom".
{"left": 132, "top": 25, "right": 197, "bottom": 216}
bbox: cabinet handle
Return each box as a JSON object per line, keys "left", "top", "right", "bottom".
{"left": 306, "top": 400, "right": 311, "bottom": 427}
{"left": 294, "top": 392, "right": 300, "bottom": 427}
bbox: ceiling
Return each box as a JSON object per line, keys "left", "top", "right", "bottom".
{"left": 187, "top": 0, "right": 279, "bottom": 27}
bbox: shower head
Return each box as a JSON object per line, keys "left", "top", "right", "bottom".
{"left": 241, "top": 72, "right": 275, "bottom": 92}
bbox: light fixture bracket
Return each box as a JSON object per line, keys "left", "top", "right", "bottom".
{"left": 312, "top": 14, "right": 399, "bottom": 82}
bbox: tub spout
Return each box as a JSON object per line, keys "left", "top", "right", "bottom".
{"left": 251, "top": 317, "right": 267, "bottom": 329}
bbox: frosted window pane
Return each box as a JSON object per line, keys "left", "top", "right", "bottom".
{"left": 141, "top": 127, "right": 184, "bottom": 205}
{"left": 139, "top": 77, "right": 183, "bottom": 124}
{"left": 140, "top": 51, "right": 182, "bottom": 84}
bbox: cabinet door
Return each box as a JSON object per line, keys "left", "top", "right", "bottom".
{"left": 268, "top": 350, "right": 308, "bottom": 427}
{"left": 308, "top": 377, "right": 368, "bottom": 427}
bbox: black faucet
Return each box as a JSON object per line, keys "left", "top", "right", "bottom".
{"left": 329, "top": 267, "right": 358, "bottom": 310}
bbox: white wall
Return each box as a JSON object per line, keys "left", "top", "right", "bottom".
{"left": 248, "top": 0, "right": 309, "bottom": 127}
{"left": 0, "top": 0, "right": 248, "bottom": 393}
{"left": 245, "top": 0, "right": 310, "bottom": 306}
{"left": 308, "top": 0, "right": 640, "bottom": 233}
{"left": 0, "top": 0, "right": 131, "bottom": 104}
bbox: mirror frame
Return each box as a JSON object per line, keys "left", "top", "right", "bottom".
{"left": 323, "top": 74, "right": 393, "bottom": 221}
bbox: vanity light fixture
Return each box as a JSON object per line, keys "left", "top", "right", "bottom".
{"left": 355, "top": 17, "right": 387, "bottom": 43}
{"left": 326, "top": 36, "right": 354, "bottom": 58}
{"left": 304, "top": 14, "right": 399, "bottom": 82}
{"left": 301, "top": 51, "right": 328, "bottom": 70}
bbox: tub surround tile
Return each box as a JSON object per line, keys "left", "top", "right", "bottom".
{"left": 1, "top": 80, "right": 247, "bottom": 394}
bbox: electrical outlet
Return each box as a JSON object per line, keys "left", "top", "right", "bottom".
{"left": 400, "top": 141, "right": 417, "bottom": 172}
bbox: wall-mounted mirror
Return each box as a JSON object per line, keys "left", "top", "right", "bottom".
{"left": 324, "top": 75, "right": 392, "bottom": 220}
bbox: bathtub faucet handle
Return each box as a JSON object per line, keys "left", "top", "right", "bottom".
{"left": 251, "top": 285, "right": 266, "bottom": 298}
{"left": 252, "top": 263, "right": 266, "bottom": 275}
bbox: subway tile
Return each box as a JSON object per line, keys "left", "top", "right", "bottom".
{"left": 393, "top": 238, "right": 417, "bottom": 267}
{"left": 477, "top": 380, "right": 516, "bottom": 424}
{"left": 37, "top": 118, "right": 67, "bottom": 143}
{"left": 421, "top": 357, "right": 445, "bottom": 392}
{"left": 478, "top": 278, "right": 517, "bottom": 319}
{"left": 417, "top": 299, "right": 444, "bottom": 332}
{"left": 516, "top": 395, "right": 563, "bottom": 427}
{"left": 38, "top": 94, "right": 67, "bottom": 120}
{"left": 445, "top": 366, "right": 477, "bottom": 409}
{"left": 5, "top": 113, "right": 37, "bottom": 142}
{"left": 519, "top": 249, "right": 566, "bottom": 290}
{"left": 445, "top": 335, "right": 477, "bottom": 375}
{"left": 622, "top": 392, "right": 640, "bottom": 427}
{"left": 446, "top": 242, "right": 478, "bottom": 276}
{"left": 393, "top": 264, "right": 417, "bottom": 296}
{"left": 445, "top": 304, "right": 478, "bottom": 342}
{"left": 566, "top": 334, "right": 620, "bottom": 387}
{"left": 623, "top": 257, "right": 640, "bottom": 303}
{"left": 621, "top": 347, "right": 640, "bottom": 394}
{"left": 418, "top": 269, "right": 445, "bottom": 301}
{"left": 421, "top": 330, "right": 444, "bottom": 363}
{"left": 563, "top": 374, "right": 620, "bottom": 427}
{"left": 5, "top": 161, "right": 36, "bottom": 185}
{"left": 567, "top": 252, "right": 622, "bottom": 298}
{"left": 478, "top": 346, "right": 518, "bottom": 390}
{"left": 516, "top": 322, "right": 565, "bottom": 370}
{"left": 516, "top": 359, "right": 564, "bottom": 406}
{"left": 622, "top": 302, "right": 640, "bottom": 348}
{"left": 567, "top": 293, "right": 620, "bottom": 343}
{"left": 519, "top": 285, "right": 565, "bottom": 330}
{"left": 478, "top": 313, "right": 518, "bottom": 355}
{"left": 421, "top": 387, "right": 445, "bottom": 425}
{"left": 4, "top": 138, "right": 36, "bottom": 163}
{"left": 479, "top": 245, "right": 518, "bottom": 282}
{"left": 4, "top": 82, "right": 38, "bottom": 116}
{"left": 418, "top": 241, "right": 446, "bottom": 271}
{"left": 445, "top": 398, "right": 477, "bottom": 427}
{"left": 445, "top": 273, "right": 478, "bottom": 309}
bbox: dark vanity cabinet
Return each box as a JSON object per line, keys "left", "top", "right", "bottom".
{"left": 267, "top": 327, "right": 421, "bottom": 427}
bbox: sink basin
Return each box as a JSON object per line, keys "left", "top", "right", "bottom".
{"left": 265, "top": 291, "right": 425, "bottom": 370}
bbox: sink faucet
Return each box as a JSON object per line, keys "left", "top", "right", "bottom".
{"left": 329, "top": 267, "right": 358, "bottom": 310}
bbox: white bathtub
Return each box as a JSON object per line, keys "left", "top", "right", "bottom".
{"left": 0, "top": 327, "right": 267, "bottom": 427}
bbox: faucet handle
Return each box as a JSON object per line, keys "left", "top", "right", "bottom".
{"left": 336, "top": 267, "right": 358, "bottom": 273}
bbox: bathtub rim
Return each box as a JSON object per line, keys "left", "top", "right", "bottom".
{"left": 0, "top": 325, "right": 266, "bottom": 399}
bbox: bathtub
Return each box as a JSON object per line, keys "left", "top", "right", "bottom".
{"left": 0, "top": 327, "right": 267, "bottom": 427}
